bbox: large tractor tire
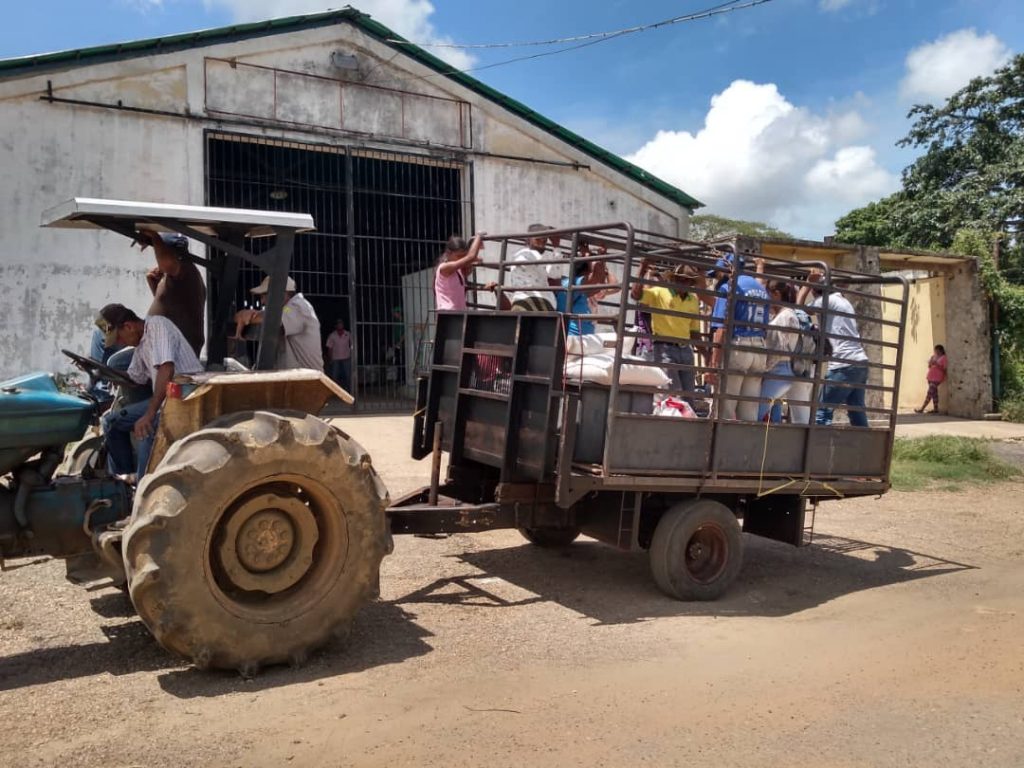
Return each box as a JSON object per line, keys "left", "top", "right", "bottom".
{"left": 122, "top": 410, "right": 391, "bottom": 674}
{"left": 649, "top": 499, "right": 743, "bottom": 601}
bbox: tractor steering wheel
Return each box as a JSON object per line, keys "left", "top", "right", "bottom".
{"left": 62, "top": 349, "right": 137, "bottom": 388}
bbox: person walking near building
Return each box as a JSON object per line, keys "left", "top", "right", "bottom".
{"left": 797, "top": 271, "right": 870, "bottom": 427}
{"left": 434, "top": 233, "right": 484, "bottom": 310}
{"left": 325, "top": 318, "right": 353, "bottom": 392}
{"left": 915, "top": 344, "right": 948, "bottom": 414}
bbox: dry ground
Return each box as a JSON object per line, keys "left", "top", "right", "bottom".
{"left": 0, "top": 415, "right": 1022, "bottom": 767}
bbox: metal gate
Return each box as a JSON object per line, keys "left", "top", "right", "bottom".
{"left": 205, "top": 131, "right": 471, "bottom": 410}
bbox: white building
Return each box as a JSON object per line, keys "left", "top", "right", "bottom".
{"left": 0, "top": 8, "right": 699, "bottom": 408}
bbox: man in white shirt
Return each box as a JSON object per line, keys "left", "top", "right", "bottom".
{"left": 797, "top": 273, "right": 870, "bottom": 427}
{"left": 506, "top": 223, "right": 560, "bottom": 311}
{"left": 235, "top": 275, "right": 325, "bottom": 371}
{"left": 98, "top": 304, "right": 204, "bottom": 478}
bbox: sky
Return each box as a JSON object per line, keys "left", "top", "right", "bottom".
{"left": 2, "top": 0, "right": 1022, "bottom": 239}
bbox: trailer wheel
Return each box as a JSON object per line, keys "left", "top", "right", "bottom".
{"left": 649, "top": 500, "right": 742, "bottom": 601}
{"left": 122, "top": 411, "right": 391, "bottom": 674}
{"left": 518, "top": 526, "right": 581, "bottom": 548}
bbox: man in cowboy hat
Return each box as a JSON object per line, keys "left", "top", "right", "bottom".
{"left": 234, "top": 275, "right": 324, "bottom": 370}
{"left": 631, "top": 260, "right": 702, "bottom": 406}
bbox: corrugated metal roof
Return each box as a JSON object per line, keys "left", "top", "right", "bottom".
{"left": 0, "top": 8, "right": 702, "bottom": 210}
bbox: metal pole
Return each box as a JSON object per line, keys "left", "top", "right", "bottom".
{"left": 428, "top": 420, "right": 444, "bottom": 505}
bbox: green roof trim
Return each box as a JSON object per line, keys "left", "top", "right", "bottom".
{"left": 0, "top": 7, "right": 702, "bottom": 209}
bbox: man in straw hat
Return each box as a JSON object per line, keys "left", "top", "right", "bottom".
{"left": 234, "top": 275, "right": 324, "bottom": 371}
{"left": 632, "top": 259, "right": 702, "bottom": 406}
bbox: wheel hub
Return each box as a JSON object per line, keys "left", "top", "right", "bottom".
{"left": 217, "top": 492, "right": 319, "bottom": 594}
{"left": 684, "top": 523, "right": 728, "bottom": 584}
{"left": 237, "top": 510, "right": 294, "bottom": 572}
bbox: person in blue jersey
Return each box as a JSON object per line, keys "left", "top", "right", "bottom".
{"left": 555, "top": 254, "right": 616, "bottom": 336}
{"left": 708, "top": 252, "right": 770, "bottom": 421}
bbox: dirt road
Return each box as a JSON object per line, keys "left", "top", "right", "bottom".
{"left": 1, "top": 416, "right": 1022, "bottom": 767}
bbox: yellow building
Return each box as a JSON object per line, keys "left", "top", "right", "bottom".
{"left": 730, "top": 236, "right": 992, "bottom": 419}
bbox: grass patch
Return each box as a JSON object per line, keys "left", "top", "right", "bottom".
{"left": 890, "top": 436, "right": 1020, "bottom": 491}
{"left": 1001, "top": 395, "right": 1024, "bottom": 424}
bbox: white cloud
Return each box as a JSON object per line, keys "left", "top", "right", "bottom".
{"left": 819, "top": 0, "right": 854, "bottom": 11}
{"left": 202, "top": 0, "right": 474, "bottom": 69}
{"left": 900, "top": 28, "right": 1011, "bottom": 104}
{"left": 625, "top": 80, "right": 899, "bottom": 239}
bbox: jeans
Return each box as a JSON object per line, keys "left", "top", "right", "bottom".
{"left": 102, "top": 397, "right": 156, "bottom": 477}
{"left": 652, "top": 342, "right": 695, "bottom": 406}
{"left": 329, "top": 358, "right": 352, "bottom": 392}
{"left": 816, "top": 364, "right": 869, "bottom": 427}
{"left": 757, "top": 361, "right": 814, "bottom": 424}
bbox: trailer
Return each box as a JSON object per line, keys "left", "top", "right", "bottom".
{"left": 389, "top": 223, "right": 909, "bottom": 600}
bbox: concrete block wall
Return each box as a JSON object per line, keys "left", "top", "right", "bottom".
{"left": 942, "top": 259, "right": 992, "bottom": 418}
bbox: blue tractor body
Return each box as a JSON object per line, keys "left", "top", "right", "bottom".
{"left": 0, "top": 372, "right": 131, "bottom": 560}
{"left": 0, "top": 372, "right": 95, "bottom": 474}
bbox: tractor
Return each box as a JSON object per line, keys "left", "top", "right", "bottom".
{"left": 2, "top": 210, "right": 909, "bottom": 676}
{"left": 0, "top": 198, "right": 391, "bottom": 675}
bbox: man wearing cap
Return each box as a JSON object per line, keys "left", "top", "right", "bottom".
{"left": 631, "top": 259, "right": 701, "bottom": 405}
{"left": 140, "top": 231, "right": 207, "bottom": 356}
{"left": 708, "top": 249, "right": 770, "bottom": 421}
{"left": 97, "top": 304, "right": 204, "bottom": 479}
{"left": 505, "top": 224, "right": 560, "bottom": 311}
{"left": 234, "top": 276, "right": 324, "bottom": 370}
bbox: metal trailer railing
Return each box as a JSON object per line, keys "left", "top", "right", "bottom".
{"left": 413, "top": 223, "right": 909, "bottom": 506}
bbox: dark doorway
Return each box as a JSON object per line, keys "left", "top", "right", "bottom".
{"left": 205, "top": 132, "right": 470, "bottom": 411}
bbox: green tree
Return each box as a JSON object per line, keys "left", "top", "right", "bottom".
{"left": 688, "top": 214, "right": 792, "bottom": 241}
{"left": 833, "top": 196, "right": 907, "bottom": 246}
{"left": 836, "top": 54, "right": 1024, "bottom": 269}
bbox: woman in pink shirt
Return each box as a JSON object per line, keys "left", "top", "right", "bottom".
{"left": 915, "top": 344, "right": 948, "bottom": 413}
{"left": 434, "top": 233, "right": 485, "bottom": 311}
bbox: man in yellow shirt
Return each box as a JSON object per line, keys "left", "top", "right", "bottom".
{"left": 631, "top": 261, "right": 701, "bottom": 405}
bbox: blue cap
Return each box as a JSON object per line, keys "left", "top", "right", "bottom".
{"left": 158, "top": 232, "right": 189, "bottom": 252}
{"left": 706, "top": 255, "right": 733, "bottom": 278}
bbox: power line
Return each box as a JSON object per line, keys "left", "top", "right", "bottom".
{"left": 387, "top": 0, "right": 771, "bottom": 52}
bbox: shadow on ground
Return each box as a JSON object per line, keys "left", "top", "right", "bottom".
{"left": 0, "top": 595, "right": 433, "bottom": 697}
{"left": 397, "top": 533, "right": 975, "bottom": 625}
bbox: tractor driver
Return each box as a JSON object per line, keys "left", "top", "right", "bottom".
{"left": 98, "top": 304, "right": 203, "bottom": 481}
{"left": 233, "top": 275, "right": 324, "bottom": 371}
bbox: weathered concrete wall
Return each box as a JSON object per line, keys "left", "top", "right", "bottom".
{"left": 0, "top": 22, "right": 689, "bottom": 379}
{"left": 943, "top": 259, "right": 992, "bottom": 418}
{"left": 0, "top": 96, "right": 200, "bottom": 379}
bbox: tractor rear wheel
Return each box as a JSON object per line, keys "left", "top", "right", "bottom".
{"left": 649, "top": 499, "right": 742, "bottom": 601}
{"left": 122, "top": 410, "right": 391, "bottom": 674}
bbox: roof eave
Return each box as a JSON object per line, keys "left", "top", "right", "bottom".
{"left": 0, "top": 6, "right": 702, "bottom": 210}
